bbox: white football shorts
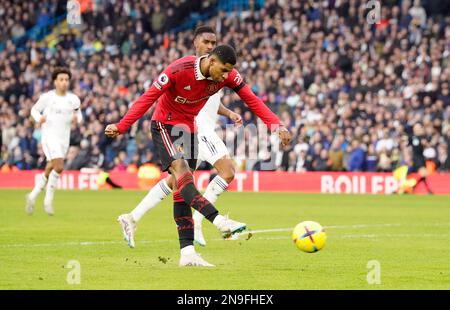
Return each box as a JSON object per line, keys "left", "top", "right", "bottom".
{"left": 197, "top": 132, "right": 230, "bottom": 167}
{"left": 42, "top": 138, "right": 69, "bottom": 160}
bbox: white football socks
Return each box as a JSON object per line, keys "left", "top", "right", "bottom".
{"left": 194, "top": 175, "right": 229, "bottom": 226}
{"left": 29, "top": 173, "right": 48, "bottom": 201}
{"left": 131, "top": 179, "right": 172, "bottom": 222}
{"left": 180, "top": 245, "right": 195, "bottom": 255}
{"left": 44, "top": 170, "right": 60, "bottom": 205}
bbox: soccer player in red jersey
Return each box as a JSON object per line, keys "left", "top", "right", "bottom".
{"left": 116, "top": 27, "right": 244, "bottom": 250}
{"left": 105, "top": 44, "right": 291, "bottom": 266}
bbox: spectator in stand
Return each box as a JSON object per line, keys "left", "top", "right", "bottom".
{"left": 348, "top": 140, "right": 365, "bottom": 172}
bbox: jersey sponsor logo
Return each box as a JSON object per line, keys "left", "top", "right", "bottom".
{"left": 174, "top": 95, "right": 210, "bottom": 105}
{"left": 206, "top": 82, "right": 220, "bottom": 94}
{"left": 158, "top": 73, "right": 169, "bottom": 85}
{"left": 175, "top": 96, "right": 187, "bottom": 104}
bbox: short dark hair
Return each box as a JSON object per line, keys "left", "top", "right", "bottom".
{"left": 210, "top": 44, "right": 237, "bottom": 65}
{"left": 52, "top": 67, "right": 71, "bottom": 81}
{"left": 193, "top": 25, "right": 215, "bottom": 39}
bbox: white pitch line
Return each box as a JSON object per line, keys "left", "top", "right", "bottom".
{"left": 1, "top": 223, "right": 450, "bottom": 249}
{"left": 249, "top": 232, "right": 450, "bottom": 240}
{"left": 239, "top": 222, "right": 450, "bottom": 235}
{"left": 0, "top": 239, "right": 175, "bottom": 249}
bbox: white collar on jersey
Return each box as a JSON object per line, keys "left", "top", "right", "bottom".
{"left": 194, "top": 55, "right": 213, "bottom": 81}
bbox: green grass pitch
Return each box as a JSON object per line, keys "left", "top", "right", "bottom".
{"left": 0, "top": 189, "right": 449, "bottom": 289}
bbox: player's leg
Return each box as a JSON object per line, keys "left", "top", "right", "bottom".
{"left": 118, "top": 174, "right": 175, "bottom": 248}
{"left": 171, "top": 161, "right": 215, "bottom": 266}
{"left": 152, "top": 121, "right": 224, "bottom": 227}
{"left": 152, "top": 121, "right": 245, "bottom": 265}
{"left": 26, "top": 161, "right": 53, "bottom": 214}
{"left": 150, "top": 121, "right": 218, "bottom": 265}
{"left": 170, "top": 158, "right": 246, "bottom": 238}
{"left": 193, "top": 134, "right": 235, "bottom": 245}
{"left": 43, "top": 157, "right": 64, "bottom": 215}
{"left": 131, "top": 175, "right": 174, "bottom": 222}
{"left": 193, "top": 156, "right": 235, "bottom": 245}
{"left": 44, "top": 161, "right": 54, "bottom": 178}
{"left": 170, "top": 159, "right": 218, "bottom": 267}
{"left": 173, "top": 191, "right": 214, "bottom": 267}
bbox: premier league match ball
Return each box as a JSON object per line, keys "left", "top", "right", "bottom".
{"left": 292, "top": 221, "right": 327, "bottom": 253}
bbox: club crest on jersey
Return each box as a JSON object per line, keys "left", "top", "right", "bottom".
{"left": 158, "top": 73, "right": 169, "bottom": 85}
{"left": 206, "top": 82, "right": 220, "bottom": 94}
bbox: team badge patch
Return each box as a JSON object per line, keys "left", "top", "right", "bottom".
{"left": 158, "top": 73, "right": 169, "bottom": 85}
{"left": 206, "top": 82, "right": 220, "bottom": 94}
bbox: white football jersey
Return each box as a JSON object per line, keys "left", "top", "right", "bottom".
{"left": 195, "top": 91, "right": 222, "bottom": 135}
{"left": 31, "top": 90, "right": 81, "bottom": 143}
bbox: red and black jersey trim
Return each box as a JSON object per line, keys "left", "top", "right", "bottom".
{"left": 170, "top": 61, "right": 195, "bottom": 75}
{"left": 232, "top": 82, "right": 246, "bottom": 93}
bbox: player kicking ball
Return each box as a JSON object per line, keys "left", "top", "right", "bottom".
{"left": 117, "top": 27, "right": 245, "bottom": 249}
{"left": 105, "top": 44, "right": 291, "bottom": 267}
{"left": 26, "top": 67, "right": 82, "bottom": 215}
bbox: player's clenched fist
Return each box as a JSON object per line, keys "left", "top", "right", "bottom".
{"left": 105, "top": 124, "right": 120, "bottom": 138}
{"left": 229, "top": 111, "right": 243, "bottom": 127}
{"left": 278, "top": 125, "right": 292, "bottom": 146}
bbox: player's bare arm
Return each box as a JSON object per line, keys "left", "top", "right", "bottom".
{"left": 224, "top": 69, "right": 293, "bottom": 146}
{"left": 217, "top": 103, "right": 242, "bottom": 127}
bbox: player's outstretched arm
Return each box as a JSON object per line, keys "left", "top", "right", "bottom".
{"left": 226, "top": 70, "right": 292, "bottom": 145}
{"left": 112, "top": 69, "right": 174, "bottom": 135}
{"left": 238, "top": 84, "right": 292, "bottom": 145}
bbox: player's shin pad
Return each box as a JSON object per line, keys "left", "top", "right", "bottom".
{"left": 174, "top": 201, "right": 194, "bottom": 249}
{"left": 176, "top": 172, "right": 218, "bottom": 222}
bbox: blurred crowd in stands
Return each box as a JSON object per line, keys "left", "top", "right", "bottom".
{"left": 0, "top": 0, "right": 449, "bottom": 173}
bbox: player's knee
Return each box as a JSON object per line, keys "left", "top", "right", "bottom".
{"left": 170, "top": 159, "right": 190, "bottom": 177}
{"left": 52, "top": 160, "right": 64, "bottom": 174}
{"left": 165, "top": 175, "right": 175, "bottom": 190}
{"left": 53, "top": 165, "right": 64, "bottom": 174}
{"left": 218, "top": 163, "right": 235, "bottom": 183}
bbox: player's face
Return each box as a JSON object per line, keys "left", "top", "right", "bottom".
{"left": 194, "top": 32, "right": 217, "bottom": 56}
{"left": 209, "top": 58, "right": 234, "bottom": 83}
{"left": 54, "top": 73, "right": 70, "bottom": 94}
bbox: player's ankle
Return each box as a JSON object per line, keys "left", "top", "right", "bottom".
{"left": 212, "top": 214, "right": 225, "bottom": 227}
{"left": 180, "top": 245, "right": 195, "bottom": 256}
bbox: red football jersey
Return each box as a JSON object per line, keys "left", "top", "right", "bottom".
{"left": 116, "top": 55, "right": 281, "bottom": 133}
